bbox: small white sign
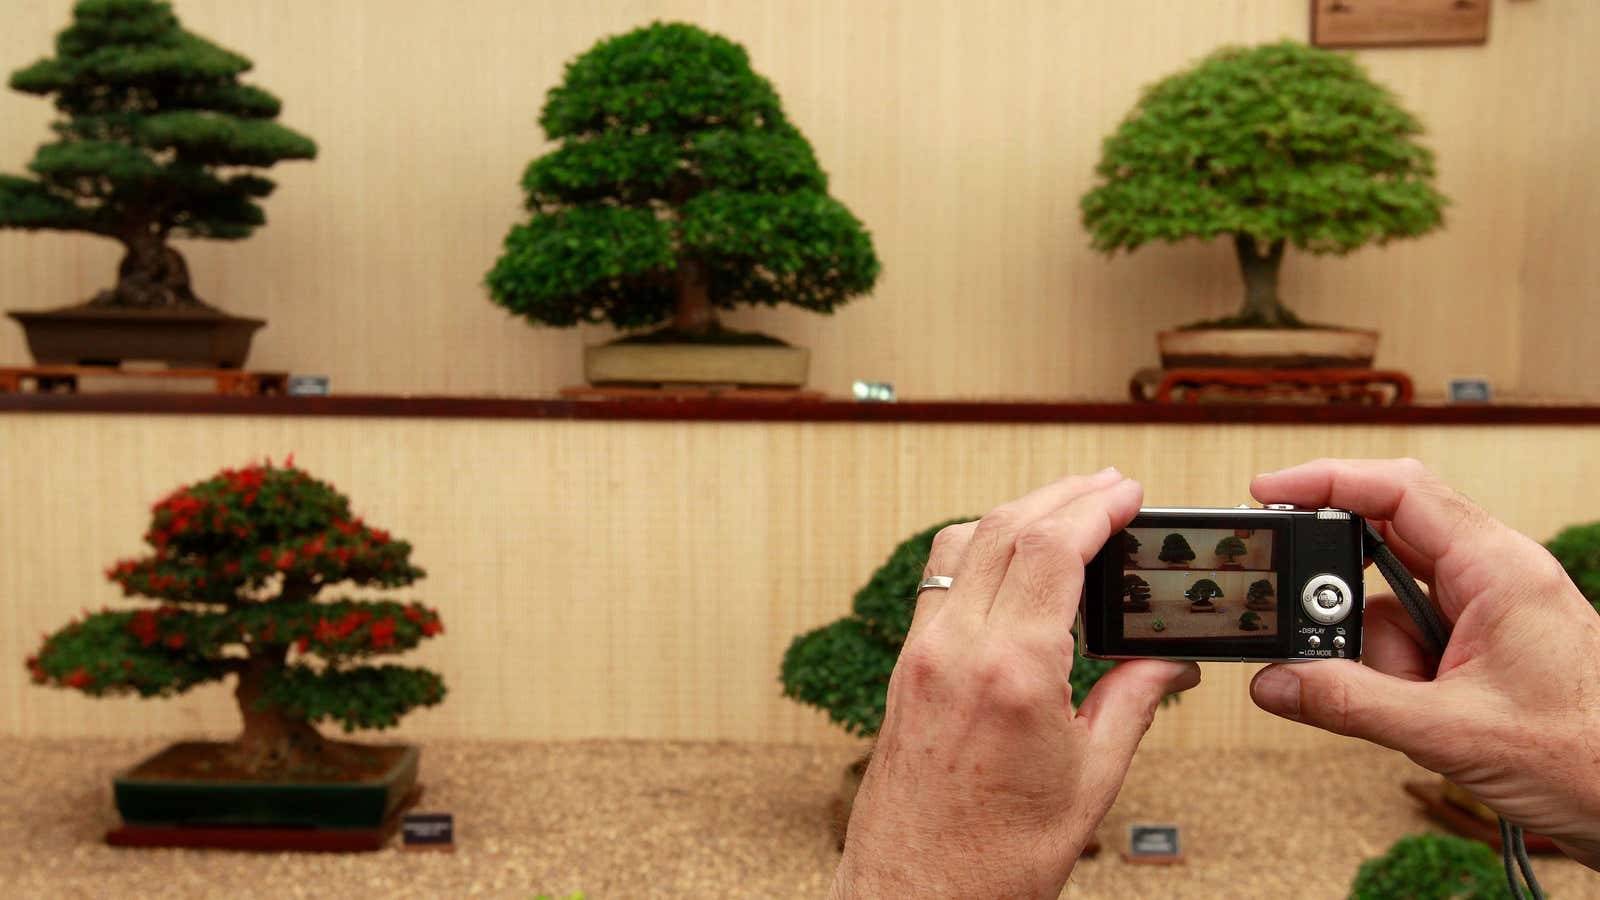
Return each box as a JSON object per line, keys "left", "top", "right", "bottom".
{"left": 1447, "top": 378, "right": 1491, "bottom": 404}
{"left": 852, "top": 381, "right": 895, "bottom": 402}
{"left": 287, "top": 375, "right": 331, "bottom": 396}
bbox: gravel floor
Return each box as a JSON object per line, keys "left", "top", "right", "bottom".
{"left": 1, "top": 736, "right": 1595, "bottom": 899}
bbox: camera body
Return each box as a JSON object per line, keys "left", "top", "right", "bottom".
{"left": 1081, "top": 506, "right": 1365, "bottom": 662}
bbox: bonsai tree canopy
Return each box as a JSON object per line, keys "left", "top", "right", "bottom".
{"left": 780, "top": 518, "right": 1138, "bottom": 738}
{"left": 1159, "top": 533, "right": 1196, "bottom": 566}
{"left": 487, "top": 22, "right": 881, "bottom": 342}
{"left": 1081, "top": 41, "right": 1446, "bottom": 329}
{"left": 0, "top": 0, "right": 316, "bottom": 310}
{"left": 1185, "top": 578, "right": 1223, "bottom": 604}
{"left": 25, "top": 460, "right": 444, "bottom": 776}
{"left": 1120, "top": 529, "right": 1142, "bottom": 563}
{"left": 1246, "top": 578, "right": 1276, "bottom": 611}
{"left": 1215, "top": 535, "right": 1247, "bottom": 564}
{"left": 1348, "top": 833, "right": 1507, "bottom": 900}
{"left": 1547, "top": 521, "right": 1600, "bottom": 614}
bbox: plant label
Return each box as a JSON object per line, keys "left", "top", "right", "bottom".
{"left": 402, "top": 812, "right": 454, "bottom": 851}
{"left": 1124, "top": 823, "right": 1183, "bottom": 864}
{"left": 851, "top": 381, "right": 895, "bottom": 402}
{"left": 1447, "top": 379, "right": 1492, "bottom": 404}
{"left": 287, "top": 375, "right": 331, "bottom": 396}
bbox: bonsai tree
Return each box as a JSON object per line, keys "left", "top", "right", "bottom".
{"left": 1238, "top": 611, "right": 1263, "bottom": 631}
{"left": 780, "top": 518, "right": 1130, "bottom": 739}
{"left": 1214, "top": 535, "right": 1247, "bottom": 565}
{"left": 24, "top": 459, "right": 445, "bottom": 775}
{"left": 1246, "top": 578, "right": 1277, "bottom": 611}
{"left": 1348, "top": 833, "right": 1507, "bottom": 900}
{"left": 1185, "top": 578, "right": 1222, "bottom": 608}
{"left": 1547, "top": 521, "right": 1600, "bottom": 614}
{"left": 1081, "top": 41, "right": 1446, "bottom": 329}
{"left": 1122, "top": 573, "right": 1152, "bottom": 612}
{"left": 487, "top": 22, "right": 880, "bottom": 342}
{"left": 1159, "top": 533, "right": 1196, "bottom": 567}
{"left": 1119, "top": 529, "right": 1142, "bottom": 565}
{"left": 0, "top": 0, "right": 316, "bottom": 310}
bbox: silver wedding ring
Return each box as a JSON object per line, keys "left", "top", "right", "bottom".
{"left": 917, "top": 575, "right": 955, "bottom": 595}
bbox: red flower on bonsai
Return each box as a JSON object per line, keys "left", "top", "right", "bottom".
{"left": 25, "top": 460, "right": 445, "bottom": 776}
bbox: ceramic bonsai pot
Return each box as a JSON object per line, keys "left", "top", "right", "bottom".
{"left": 1157, "top": 327, "right": 1378, "bottom": 370}
{"left": 584, "top": 342, "right": 810, "bottom": 387}
{"left": 8, "top": 305, "right": 265, "bottom": 369}
{"left": 113, "top": 742, "right": 418, "bottom": 829}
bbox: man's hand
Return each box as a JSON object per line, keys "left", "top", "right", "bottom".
{"left": 831, "top": 469, "right": 1201, "bottom": 899}
{"left": 1250, "top": 458, "right": 1600, "bottom": 869}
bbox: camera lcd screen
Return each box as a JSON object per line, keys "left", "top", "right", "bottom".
{"left": 1120, "top": 526, "right": 1279, "bottom": 641}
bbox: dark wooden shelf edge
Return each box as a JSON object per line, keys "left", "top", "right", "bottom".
{"left": 3, "top": 393, "right": 1600, "bottom": 425}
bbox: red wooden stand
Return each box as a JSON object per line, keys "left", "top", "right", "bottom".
{"left": 0, "top": 365, "right": 289, "bottom": 396}
{"left": 105, "top": 785, "right": 422, "bottom": 852}
{"left": 1130, "top": 368, "right": 1414, "bottom": 406}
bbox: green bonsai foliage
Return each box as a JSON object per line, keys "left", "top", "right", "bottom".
{"left": 1185, "top": 578, "right": 1222, "bottom": 605}
{"left": 0, "top": 0, "right": 316, "bottom": 310}
{"left": 1081, "top": 41, "right": 1446, "bottom": 329}
{"left": 1246, "top": 578, "right": 1277, "bottom": 611}
{"left": 1238, "top": 611, "right": 1262, "bottom": 632}
{"left": 1123, "top": 573, "right": 1152, "bottom": 611}
{"left": 1159, "top": 533, "right": 1195, "bottom": 566}
{"left": 25, "top": 460, "right": 444, "bottom": 776}
{"left": 487, "top": 22, "right": 880, "bottom": 341}
{"left": 1120, "top": 529, "right": 1142, "bottom": 564}
{"left": 1348, "top": 833, "right": 1509, "bottom": 900}
{"left": 1547, "top": 521, "right": 1600, "bottom": 614}
{"left": 1215, "top": 535, "right": 1247, "bottom": 564}
{"left": 780, "top": 518, "right": 1138, "bottom": 738}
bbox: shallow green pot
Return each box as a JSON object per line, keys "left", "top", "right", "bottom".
{"left": 113, "top": 742, "right": 419, "bottom": 829}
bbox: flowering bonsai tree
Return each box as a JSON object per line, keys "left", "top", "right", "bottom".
{"left": 0, "top": 0, "right": 316, "bottom": 311}
{"left": 486, "top": 22, "right": 880, "bottom": 342}
{"left": 1081, "top": 41, "right": 1446, "bottom": 329}
{"left": 25, "top": 460, "right": 444, "bottom": 776}
{"left": 780, "top": 519, "right": 1123, "bottom": 739}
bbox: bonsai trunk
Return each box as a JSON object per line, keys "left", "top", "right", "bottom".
{"left": 231, "top": 649, "right": 326, "bottom": 774}
{"left": 673, "top": 258, "right": 716, "bottom": 337}
{"left": 93, "top": 230, "right": 205, "bottom": 309}
{"left": 1232, "top": 234, "right": 1301, "bottom": 328}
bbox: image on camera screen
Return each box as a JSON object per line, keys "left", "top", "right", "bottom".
{"left": 1118, "top": 527, "right": 1278, "bottom": 640}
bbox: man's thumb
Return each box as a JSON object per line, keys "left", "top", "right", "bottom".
{"left": 1251, "top": 661, "right": 1437, "bottom": 754}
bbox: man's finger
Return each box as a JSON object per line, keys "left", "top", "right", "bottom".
{"left": 949, "top": 468, "right": 1123, "bottom": 619}
{"left": 1250, "top": 458, "right": 1495, "bottom": 564}
{"left": 1360, "top": 594, "right": 1437, "bottom": 682}
{"left": 1250, "top": 660, "right": 1447, "bottom": 763}
{"left": 989, "top": 477, "right": 1143, "bottom": 628}
{"left": 1077, "top": 659, "right": 1201, "bottom": 791}
{"left": 906, "top": 521, "right": 977, "bottom": 641}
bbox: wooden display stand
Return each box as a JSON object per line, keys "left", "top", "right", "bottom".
{"left": 105, "top": 786, "right": 422, "bottom": 852}
{"left": 561, "top": 384, "right": 825, "bottom": 402}
{"left": 1130, "top": 368, "right": 1414, "bottom": 406}
{"left": 0, "top": 365, "right": 288, "bottom": 396}
{"left": 1403, "top": 781, "right": 1559, "bottom": 854}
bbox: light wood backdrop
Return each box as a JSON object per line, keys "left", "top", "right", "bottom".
{"left": 3, "top": 414, "right": 1597, "bottom": 751}
{"left": 2, "top": 0, "right": 1598, "bottom": 399}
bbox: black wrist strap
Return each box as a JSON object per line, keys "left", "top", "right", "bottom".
{"left": 1363, "top": 523, "right": 1544, "bottom": 900}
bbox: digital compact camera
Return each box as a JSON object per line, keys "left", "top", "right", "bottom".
{"left": 1081, "top": 506, "right": 1365, "bottom": 663}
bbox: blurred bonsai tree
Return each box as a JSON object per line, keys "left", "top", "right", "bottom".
{"left": 1185, "top": 578, "right": 1222, "bottom": 606}
{"left": 1348, "top": 833, "right": 1507, "bottom": 900}
{"left": 1547, "top": 521, "right": 1600, "bottom": 614}
{"left": 1215, "top": 535, "right": 1247, "bottom": 564}
{"left": 1159, "top": 533, "right": 1195, "bottom": 566}
{"left": 1238, "top": 610, "right": 1262, "bottom": 631}
{"left": 0, "top": 0, "right": 316, "bottom": 310}
{"left": 1246, "top": 578, "right": 1276, "bottom": 611}
{"left": 1081, "top": 41, "right": 1446, "bottom": 329}
{"left": 1119, "top": 529, "right": 1142, "bottom": 564}
{"left": 780, "top": 518, "right": 1140, "bottom": 739}
{"left": 487, "top": 22, "right": 880, "bottom": 343}
{"left": 25, "top": 460, "right": 444, "bottom": 776}
{"left": 1123, "top": 573, "right": 1152, "bottom": 611}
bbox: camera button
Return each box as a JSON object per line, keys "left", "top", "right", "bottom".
{"left": 1332, "top": 635, "right": 1346, "bottom": 651}
{"left": 1265, "top": 504, "right": 1297, "bottom": 510}
{"left": 1307, "top": 634, "right": 1321, "bottom": 649}
{"left": 1301, "top": 574, "right": 1354, "bottom": 625}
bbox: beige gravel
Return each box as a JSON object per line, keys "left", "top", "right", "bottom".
{"left": 0, "top": 736, "right": 1595, "bottom": 899}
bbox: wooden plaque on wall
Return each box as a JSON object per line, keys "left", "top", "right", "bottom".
{"left": 1311, "top": 0, "right": 1490, "bottom": 48}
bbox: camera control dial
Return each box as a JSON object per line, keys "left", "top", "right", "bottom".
{"left": 1301, "top": 574, "right": 1354, "bottom": 625}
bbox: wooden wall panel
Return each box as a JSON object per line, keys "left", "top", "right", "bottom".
{"left": 3, "top": 415, "right": 1598, "bottom": 751}
{"left": 2, "top": 1, "right": 1597, "bottom": 400}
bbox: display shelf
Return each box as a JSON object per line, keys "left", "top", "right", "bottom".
{"left": 2, "top": 392, "right": 1600, "bottom": 424}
